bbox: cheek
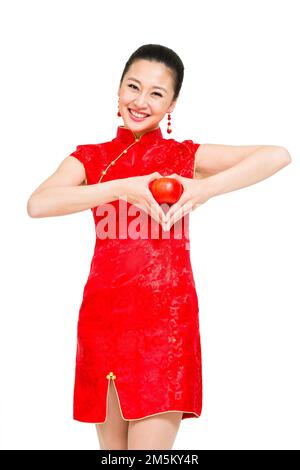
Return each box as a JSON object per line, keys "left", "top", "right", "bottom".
{"left": 153, "top": 106, "right": 166, "bottom": 116}
{"left": 120, "top": 91, "right": 133, "bottom": 104}
{"left": 149, "top": 102, "right": 164, "bottom": 113}
{"left": 120, "top": 98, "right": 130, "bottom": 106}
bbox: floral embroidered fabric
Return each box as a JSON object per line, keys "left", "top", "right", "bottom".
{"left": 69, "top": 125, "right": 203, "bottom": 422}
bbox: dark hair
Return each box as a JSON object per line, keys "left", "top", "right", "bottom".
{"left": 119, "top": 44, "right": 184, "bottom": 102}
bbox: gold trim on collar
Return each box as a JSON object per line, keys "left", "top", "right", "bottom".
{"left": 98, "top": 129, "right": 141, "bottom": 183}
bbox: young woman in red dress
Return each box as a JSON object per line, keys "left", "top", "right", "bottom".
{"left": 27, "top": 44, "right": 291, "bottom": 450}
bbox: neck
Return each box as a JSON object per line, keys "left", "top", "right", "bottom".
{"left": 121, "top": 124, "right": 159, "bottom": 139}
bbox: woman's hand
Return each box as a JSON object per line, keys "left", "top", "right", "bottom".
{"left": 119, "top": 172, "right": 167, "bottom": 227}
{"left": 164, "top": 174, "right": 211, "bottom": 229}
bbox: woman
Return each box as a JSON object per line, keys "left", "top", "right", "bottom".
{"left": 27, "top": 44, "right": 291, "bottom": 450}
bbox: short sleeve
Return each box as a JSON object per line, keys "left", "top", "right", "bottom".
{"left": 69, "top": 144, "right": 87, "bottom": 166}
{"left": 181, "top": 140, "right": 201, "bottom": 178}
{"left": 182, "top": 140, "right": 201, "bottom": 155}
{"left": 68, "top": 144, "right": 91, "bottom": 184}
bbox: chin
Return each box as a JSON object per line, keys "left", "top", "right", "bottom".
{"left": 126, "top": 118, "right": 158, "bottom": 130}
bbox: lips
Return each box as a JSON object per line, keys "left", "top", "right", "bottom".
{"left": 128, "top": 108, "right": 150, "bottom": 118}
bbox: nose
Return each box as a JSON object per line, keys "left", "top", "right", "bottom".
{"left": 133, "top": 93, "right": 149, "bottom": 110}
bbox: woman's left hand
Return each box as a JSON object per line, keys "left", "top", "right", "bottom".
{"left": 163, "top": 174, "right": 211, "bottom": 229}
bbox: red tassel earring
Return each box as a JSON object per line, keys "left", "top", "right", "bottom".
{"left": 117, "top": 98, "right": 121, "bottom": 117}
{"left": 167, "top": 112, "right": 172, "bottom": 134}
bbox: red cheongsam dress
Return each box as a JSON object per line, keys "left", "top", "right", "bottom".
{"left": 69, "top": 125, "right": 203, "bottom": 423}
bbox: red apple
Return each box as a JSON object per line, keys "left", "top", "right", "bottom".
{"left": 149, "top": 177, "right": 183, "bottom": 204}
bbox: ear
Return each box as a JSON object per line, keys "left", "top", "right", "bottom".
{"left": 167, "top": 98, "right": 178, "bottom": 114}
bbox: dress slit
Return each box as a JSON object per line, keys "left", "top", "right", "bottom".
{"left": 103, "top": 377, "right": 201, "bottom": 423}
{"left": 104, "top": 378, "right": 127, "bottom": 423}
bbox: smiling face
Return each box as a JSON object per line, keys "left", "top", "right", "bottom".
{"left": 118, "top": 59, "right": 178, "bottom": 138}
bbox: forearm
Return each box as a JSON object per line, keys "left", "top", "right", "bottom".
{"left": 201, "top": 147, "right": 291, "bottom": 199}
{"left": 27, "top": 179, "right": 125, "bottom": 218}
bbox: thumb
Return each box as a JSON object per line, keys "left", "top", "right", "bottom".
{"left": 148, "top": 171, "right": 162, "bottom": 182}
{"left": 168, "top": 172, "right": 181, "bottom": 181}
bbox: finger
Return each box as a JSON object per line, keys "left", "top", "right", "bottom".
{"left": 141, "top": 197, "right": 163, "bottom": 226}
{"left": 148, "top": 171, "right": 162, "bottom": 183}
{"left": 161, "top": 202, "right": 171, "bottom": 216}
{"left": 168, "top": 201, "right": 194, "bottom": 228}
{"left": 146, "top": 189, "right": 167, "bottom": 223}
{"left": 167, "top": 172, "right": 183, "bottom": 182}
{"left": 149, "top": 199, "right": 166, "bottom": 225}
{"left": 173, "top": 203, "right": 193, "bottom": 225}
{"left": 165, "top": 195, "right": 188, "bottom": 223}
{"left": 146, "top": 188, "right": 165, "bottom": 221}
{"left": 135, "top": 191, "right": 164, "bottom": 227}
{"left": 135, "top": 198, "right": 169, "bottom": 232}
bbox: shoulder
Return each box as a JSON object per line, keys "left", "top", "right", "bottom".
{"left": 161, "top": 137, "right": 201, "bottom": 178}
{"left": 69, "top": 141, "right": 114, "bottom": 162}
{"left": 181, "top": 139, "right": 201, "bottom": 155}
{"left": 160, "top": 137, "right": 201, "bottom": 164}
{"left": 69, "top": 143, "right": 98, "bottom": 160}
{"left": 163, "top": 137, "right": 201, "bottom": 153}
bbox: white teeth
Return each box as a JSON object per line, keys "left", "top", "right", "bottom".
{"left": 129, "top": 108, "right": 149, "bottom": 118}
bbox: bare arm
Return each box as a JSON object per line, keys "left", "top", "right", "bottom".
{"left": 27, "top": 155, "right": 166, "bottom": 225}
{"left": 194, "top": 143, "right": 291, "bottom": 178}
{"left": 27, "top": 156, "right": 125, "bottom": 218}
{"left": 200, "top": 146, "right": 292, "bottom": 199}
{"left": 164, "top": 146, "right": 292, "bottom": 228}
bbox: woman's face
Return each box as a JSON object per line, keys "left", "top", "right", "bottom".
{"left": 118, "top": 59, "right": 177, "bottom": 138}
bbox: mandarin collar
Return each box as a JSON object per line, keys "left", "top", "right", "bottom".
{"left": 115, "top": 125, "right": 163, "bottom": 144}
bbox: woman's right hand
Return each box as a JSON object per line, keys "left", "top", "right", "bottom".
{"left": 118, "top": 172, "right": 167, "bottom": 228}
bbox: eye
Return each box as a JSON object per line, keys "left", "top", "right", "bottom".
{"left": 128, "top": 84, "right": 162, "bottom": 97}
{"left": 128, "top": 84, "right": 138, "bottom": 90}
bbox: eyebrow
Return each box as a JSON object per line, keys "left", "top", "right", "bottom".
{"left": 126, "top": 77, "right": 167, "bottom": 93}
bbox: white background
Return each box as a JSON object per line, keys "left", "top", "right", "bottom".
{"left": 0, "top": 0, "right": 299, "bottom": 450}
